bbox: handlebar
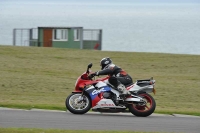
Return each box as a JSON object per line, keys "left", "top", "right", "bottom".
{"left": 88, "top": 73, "right": 96, "bottom": 80}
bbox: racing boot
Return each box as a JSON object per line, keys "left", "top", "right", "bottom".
{"left": 117, "top": 84, "right": 131, "bottom": 98}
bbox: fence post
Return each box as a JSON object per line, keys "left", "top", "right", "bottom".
{"left": 29, "top": 29, "right": 33, "bottom": 46}
{"left": 99, "top": 30, "right": 102, "bottom": 50}
{"left": 13, "top": 29, "right": 16, "bottom": 46}
{"left": 21, "top": 29, "right": 23, "bottom": 46}
{"left": 80, "top": 28, "right": 83, "bottom": 49}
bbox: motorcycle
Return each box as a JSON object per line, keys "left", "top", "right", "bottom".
{"left": 65, "top": 63, "right": 156, "bottom": 117}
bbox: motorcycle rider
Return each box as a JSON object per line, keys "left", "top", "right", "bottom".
{"left": 89, "top": 57, "right": 133, "bottom": 96}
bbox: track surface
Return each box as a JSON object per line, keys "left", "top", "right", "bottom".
{"left": 0, "top": 108, "right": 200, "bottom": 133}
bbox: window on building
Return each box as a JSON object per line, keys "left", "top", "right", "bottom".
{"left": 53, "top": 29, "right": 68, "bottom": 41}
{"left": 74, "top": 29, "right": 80, "bottom": 41}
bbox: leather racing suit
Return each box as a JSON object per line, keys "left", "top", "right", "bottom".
{"left": 96, "top": 64, "right": 133, "bottom": 89}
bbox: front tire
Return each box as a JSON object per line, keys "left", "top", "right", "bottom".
{"left": 66, "top": 93, "right": 91, "bottom": 114}
{"left": 129, "top": 93, "right": 156, "bottom": 117}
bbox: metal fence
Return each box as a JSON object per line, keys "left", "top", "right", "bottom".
{"left": 13, "top": 28, "right": 102, "bottom": 50}
{"left": 13, "top": 28, "right": 38, "bottom": 46}
{"left": 83, "top": 29, "right": 102, "bottom": 41}
{"left": 83, "top": 29, "right": 102, "bottom": 50}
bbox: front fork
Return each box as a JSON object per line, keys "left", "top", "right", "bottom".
{"left": 76, "top": 95, "right": 84, "bottom": 103}
{"left": 77, "top": 91, "right": 89, "bottom": 103}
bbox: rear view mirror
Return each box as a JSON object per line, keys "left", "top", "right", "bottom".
{"left": 86, "top": 63, "right": 93, "bottom": 74}
{"left": 88, "top": 63, "right": 93, "bottom": 68}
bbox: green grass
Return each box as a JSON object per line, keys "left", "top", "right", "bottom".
{"left": 0, "top": 45, "right": 200, "bottom": 116}
{"left": 0, "top": 128, "right": 164, "bottom": 133}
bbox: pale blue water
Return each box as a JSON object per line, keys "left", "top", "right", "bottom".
{"left": 0, "top": 1, "right": 200, "bottom": 55}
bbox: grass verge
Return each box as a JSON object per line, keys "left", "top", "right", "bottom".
{"left": 0, "top": 45, "right": 200, "bottom": 116}
{"left": 0, "top": 128, "right": 163, "bottom": 133}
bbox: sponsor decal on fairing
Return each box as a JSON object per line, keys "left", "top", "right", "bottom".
{"left": 100, "top": 104, "right": 115, "bottom": 106}
{"left": 92, "top": 88, "right": 106, "bottom": 95}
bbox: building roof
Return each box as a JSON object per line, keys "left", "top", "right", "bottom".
{"left": 38, "top": 27, "right": 83, "bottom": 29}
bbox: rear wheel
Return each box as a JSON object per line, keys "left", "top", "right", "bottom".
{"left": 129, "top": 93, "right": 156, "bottom": 117}
{"left": 66, "top": 93, "right": 91, "bottom": 114}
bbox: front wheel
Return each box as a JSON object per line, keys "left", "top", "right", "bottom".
{"left": 129, "top": 93, "right": 156, "bottom": 117}
{"left": 66, "top": 93, "right": 91, "bottom": 114}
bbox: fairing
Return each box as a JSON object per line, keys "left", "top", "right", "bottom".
{"left": 84, "top": 81, "right": 111, "bottom": 107}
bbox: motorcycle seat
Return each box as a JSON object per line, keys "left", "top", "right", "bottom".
{"left": 125, "top": 83, "right": 134, "bottom": 87}
{"left": 136, "top": 80, "right": 151, "bottom": 87}
{"left": 137, "top": 79, "right": 150, "bottom": 82}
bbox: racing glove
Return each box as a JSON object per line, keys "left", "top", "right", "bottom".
{"left": 88, "top": 72, "right": 97, "bottom": 79}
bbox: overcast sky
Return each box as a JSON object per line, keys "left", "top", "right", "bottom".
{"left": 1, "top": 0, "right": 199, "bottom": 3}
{"left": 66, "top": 0, "right": 200, "bottom": 3}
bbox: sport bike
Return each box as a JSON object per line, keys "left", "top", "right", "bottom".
{"left": 65, "top": 63, "right": 156, "bottom": 117}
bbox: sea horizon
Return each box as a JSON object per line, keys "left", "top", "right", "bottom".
{"left": 0, "top": 1, "right": 200, "bottom": 55}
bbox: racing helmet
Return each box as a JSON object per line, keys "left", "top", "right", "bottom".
{"left": 100, "top": 57, "right": 112, "bottom": 70}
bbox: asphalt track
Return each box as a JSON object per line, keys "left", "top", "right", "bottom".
{"left": 0, "top": 108, "right": 200, "bottom": 133}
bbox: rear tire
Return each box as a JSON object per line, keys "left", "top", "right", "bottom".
{"left": 66, "top": 93, "right": 91, "bottom": 114}
{"left": 129, "top": 93, "right": 156, "bottom": 117}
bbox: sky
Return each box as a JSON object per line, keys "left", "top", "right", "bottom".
{"left": 0, "top": 0, "right": 199, "bottom": 3}
{"left": 60, "top": 0, "right": 200, "bottom": 3}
